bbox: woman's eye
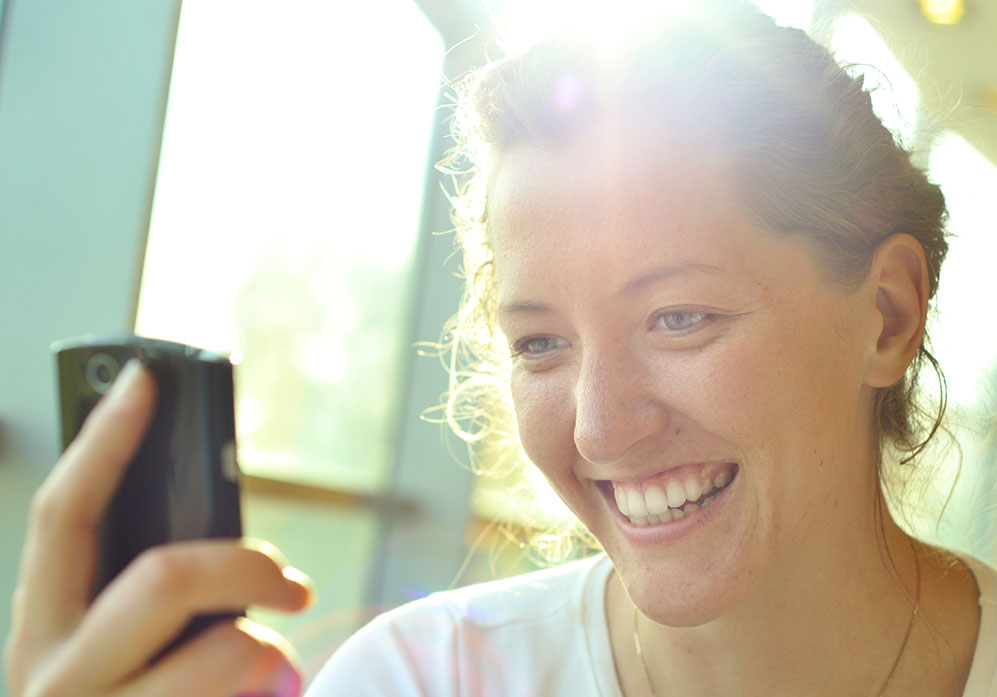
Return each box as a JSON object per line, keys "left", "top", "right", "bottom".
{"left": 654, "top": 310, "right": 711, "bottom": 332}
{"left": 512, "top": 335, "right": 565, "bottom": 357}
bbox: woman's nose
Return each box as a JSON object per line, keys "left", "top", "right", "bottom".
{"left": 572, "top": 344, "right": 670, "bottom": 465}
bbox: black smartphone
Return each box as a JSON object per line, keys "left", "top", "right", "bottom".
{"left": 52, "top": 334, "right": 243, "bottom": 647}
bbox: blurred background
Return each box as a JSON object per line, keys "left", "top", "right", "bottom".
{"left": 1, "top": 0, "right": 994, "bottom": 691}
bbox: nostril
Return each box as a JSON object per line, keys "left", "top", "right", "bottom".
{"left": 573, "top": 403, "right": 671, "bottom": 466}
{"left": 572, "top": 348, "right": 672, "bottom": 463}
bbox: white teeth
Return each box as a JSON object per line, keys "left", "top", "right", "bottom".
{"left": 615, "top": 467, "right": 734, "bottom": 526}
{"left": 627, "top": 488, "right": 648, "bottom": 517}
{"left": 644, "top": 486, "right": 669, "bottom": 515}
{"left": 683, "top": 476, "right": 702, "bottom": 503}
{"left": 615, "top": 486, "right": 628, "bottom": 515}
{"left": 665, "top": 480, "right": 686, "bottom": 508}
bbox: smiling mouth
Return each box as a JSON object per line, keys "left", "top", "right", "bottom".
{"left": 606, "top": 463, "right": 739, "bottom": 526}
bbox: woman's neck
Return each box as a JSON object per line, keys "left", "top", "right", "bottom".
{"left": 605, "top": 502, "right": 980, "bottom": 697}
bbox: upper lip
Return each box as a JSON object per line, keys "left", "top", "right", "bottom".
{"left": 592, "top": 460, "right": 735, "bottom": 485}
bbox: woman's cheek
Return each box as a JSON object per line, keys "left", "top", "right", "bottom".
{"left": 510, "top": 369, "right": 578, "bottom": 474}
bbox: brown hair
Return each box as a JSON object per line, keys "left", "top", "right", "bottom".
{"left": 439, "top": 1, "right": 949, "bottom": 542}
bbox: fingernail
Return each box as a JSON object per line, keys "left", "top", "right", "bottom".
{"left": 282, "top": 566, "right": 316, "bottom": 608}
{"left": 269, "top": 658, "right": 303, "bottom": 697}
{"left": 234, "top": 620, "right": 303, "bottom": 697}
{"left": 106, "top": 359, "right": 145, "bottom": 406}
{"left": 247, "top": 538, "right": 290, "bottom": 568}
{"left": 235, "top": 660, "right": 302, "bottom": 697}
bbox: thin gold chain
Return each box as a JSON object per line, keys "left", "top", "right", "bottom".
{"left": 632, "top": 604, "right": 657, "bottom": 697}
{"left": 631, "top": 550, "right": 921, "bottom": 697}
{"left": 876, "top": 546, "right": 921, "bottom": 696}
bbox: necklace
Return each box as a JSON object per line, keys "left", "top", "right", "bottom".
{"left": 631, "top": 551, "right": 921, "bottom": 697}
{"left": 876, "top": 546, "right": 921, "bottom": 696}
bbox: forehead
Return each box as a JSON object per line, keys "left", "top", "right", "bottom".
{"left": 485, "top": 127, "right": 763, "bottom": 287}
{"left": 487, "top": 125, "right": 727, "bottom": 226}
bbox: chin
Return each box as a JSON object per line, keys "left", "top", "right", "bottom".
{"left": 588, "top": 490, "right": 771, "bottom": 627}
{"left": 614, "top": 548, "right": 756, "bottom": 628}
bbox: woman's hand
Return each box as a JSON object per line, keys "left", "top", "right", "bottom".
{"left": 4, "top": 360, "right": 314, "bottom": 696}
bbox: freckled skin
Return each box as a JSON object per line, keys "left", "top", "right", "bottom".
{"left": 488, "top": 128, "right": 882, "bottom": 629}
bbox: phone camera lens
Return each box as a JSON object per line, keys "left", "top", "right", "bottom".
{"left": 85, "top": 353, "right": 120, "bottom": 394}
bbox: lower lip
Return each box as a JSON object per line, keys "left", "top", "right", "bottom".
{"left": 605, "top": 474, "right": 737, "bottom": 544}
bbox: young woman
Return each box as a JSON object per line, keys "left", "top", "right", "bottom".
{"left": 7, "top": 2, "right": 995, "bottom": 696}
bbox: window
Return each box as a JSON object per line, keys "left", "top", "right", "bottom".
{"left": 136, "top": 0, "right": 444, "bottom": 493}
{"left": 921, "top": 130, "right": 997, "bottom": 559}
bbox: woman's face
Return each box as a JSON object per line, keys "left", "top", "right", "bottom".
{"left": 488, "top": 127, "right": 883, "bottom": 626}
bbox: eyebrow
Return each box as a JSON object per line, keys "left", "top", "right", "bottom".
{"left": 498, "top": 263, "right": 726, "bottom": 316}
{"left": 618, "top": 263, "right": 726, "bottom": 298}
{"left": 498, "top": 300, "right": 553, "bottom": 315}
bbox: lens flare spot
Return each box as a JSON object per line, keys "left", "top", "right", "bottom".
{"left": 552, "top": 72, "right": 584, "bottom": 112}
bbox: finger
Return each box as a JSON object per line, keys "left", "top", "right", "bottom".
{"left": 14, "top": 360, "right": 157, "bottom": 642}
{"left": 63, "top": 540, "right": 312, "bottom": 686}
{"left": 121, "top": 618, "right": 303, "bottom": 697}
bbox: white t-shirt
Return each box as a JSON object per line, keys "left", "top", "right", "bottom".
{"left": 307, "top": 553, "right": 997, "bottom": 696}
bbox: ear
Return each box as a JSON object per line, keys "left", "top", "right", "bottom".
{"left": 863, "top": 234, "right": 930, "bottom": 388}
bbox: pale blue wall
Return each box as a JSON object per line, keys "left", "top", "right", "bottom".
{"left": 0, "top": 2, "right": 491, "bottom": 692}
{"left": 0, "top": 2, "right": 180, "bottom": 693}
{"left": 0, "top": 4, "right": 479, "bottom": 693}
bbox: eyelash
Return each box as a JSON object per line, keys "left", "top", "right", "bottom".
{"left": 510, "top": 309, "right": 715, "bottom": 360}
{"left": 511, "top": 335, "right": 565, "bottom": 359}
{"left": 651, "top": 309, "right": 713, "bottom": 333}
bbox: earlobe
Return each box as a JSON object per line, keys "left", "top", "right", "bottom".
{"left": 864, "top": 234, "right": 930, "bottom": 388}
